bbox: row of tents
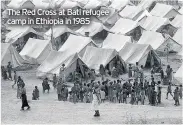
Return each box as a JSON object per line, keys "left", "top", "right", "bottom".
{"left": 1, "top": 0, "right": 182, "bottom": 83}
{"left": 2, "top": 34, "right": 161, "bottom": 77}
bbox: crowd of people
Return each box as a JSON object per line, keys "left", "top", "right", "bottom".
{"left": 1, "top": 61, "right": 182, "bottom": 111}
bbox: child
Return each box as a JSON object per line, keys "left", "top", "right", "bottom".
{"left": 32, "top": 86, "right": 39, "bottom": 100}
{"left": 123, "top": 89, "right": 127, "bottom": 104}
{"left": 112, "top": 88, "right": 117, "bottom": 103}
{"left": 130, "top": 90, "right": 136, "bottom": 105}
{"left": 100, "top": 89, "right": 105, "bottom": 103}
{"left": 118, "top": 90, "right": 123, "bottom": 103}
{"left": 17, "top": 86, "right": 21, "bottom": 99}
{"left": 12, "top": 71, "right": 18, "bottom": 88}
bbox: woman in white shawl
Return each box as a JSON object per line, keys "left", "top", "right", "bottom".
{"left": 92, "top": 86, "right": 101, "bottom": 117}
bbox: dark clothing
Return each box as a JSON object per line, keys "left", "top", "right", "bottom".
{"left": 21, "top": 94, "right": 30, "bottom": 109}
{"left": 7, "top": 64, "right": 12, "bottom": 79}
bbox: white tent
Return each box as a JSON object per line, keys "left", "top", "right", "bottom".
{"left": 139, "top": 16, "right": 170, "bottom": 31}
{"left": 119, "top": 42, "right": 161, "bottom": 67}
{"left": 37, "top": 51, "right": 88, "bottom": 78}
{"left": 83, "top": 0, "right": 103, "bottom": 9}
{"left": 119, "top": 5, "right": 144, "bottom": 21}
{"left": 177, "top": 49, "right": 182, "bottom": 56}
{"left": 102, "top": 33, "right": 131, "bottom": 51}
{"left": 173, "top": 28, "right": 182, "bottom": 45}
{"left": 179, "top": 7, "right": 183, "bottom": 15}
{"left": 98, "top": 7, "right": 120, "bottom": 26}
{"left": 58, "top": 34, "right": 97, "bottom": 57}
{"left": 81, "top": 46, "right": 125, "bottom": 73}
{"left": 137, "top": 0, "right": 155, "bottom": 10}
{"left": 60, "top": 0, "right": 80, "bottom": 9}
{"left": 135, "top": 10, "right": 152, "bottom": 22}
{"left": 150, "top": 3, "right": 180, "bottom": 19}
{"left": 1, "top": 43, "right": 28, "bottom": 67}
{"left": 44, "top": 25, "right": 72, "bottom": 39}
{"left": 171, "top": 15, "right": 182, "bottom": 28}
{"left": 5, "top": 26, "right": 43, "bottom": 44}
{"left": 8, "top": 0, "right": 50, "bottom": 9}
{"left": 138, "top": 31, "right": 182, "bottom": 52}
{"left": 110, "top": 18, "right": 140, "bottom": 35}
{"left": 109, "top": 0, "right": 133, "bottom": 11}
{"left": 20, "top": 38, "right": 52, "bottom": 64}
{"left": 76, "top": 21, "right": 109, "bottom": 37}
{"left": 174, "top": 64, "right": 182, "bottom": 84}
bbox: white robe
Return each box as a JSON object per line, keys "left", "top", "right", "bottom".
{"left": 91, "top": 94, "right": 100, "bottom": 111}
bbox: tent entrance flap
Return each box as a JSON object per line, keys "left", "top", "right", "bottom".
{"left": 105, "top": 55, "right": 126, "bottom": 74}
{"left": 145, "top": 50, "right": 161, "bottom": 68}
{"left": 92, "top": 30, "right": 109, "bottom": 40}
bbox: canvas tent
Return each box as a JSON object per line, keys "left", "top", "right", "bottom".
{"left": 5, "top": 26, "right": 43, "bottom": 44}
{"left": 138, "top": 31, "right": 182, "bottom": 52}
{"left": 119, "top": 42, "right": 161, "bottom": 67}
{"left": 76, "top": 21, "right": 109, "bottom": 37}
{"left": 7, "top": 0, "right": 50, "bottom": 9}
{"left": 179, "top": 7, "right": 183, "bottom": 15}
{"left": 98, "top": 7, "right": 120, "bottom": 26}
{"left": 44, "top": 25, "right": 72, "bottom": 39}
{"left": 110, "top": 18, "right": 141, "bottom": 35}
{"left": 174, "top": 64, "right": 182, "bottom": 84}
{"left": 58, "top": 34, "right": 96, "bottom": 57}
{"left": 1, "top": 43, "right": 28, "bottom": 67}
{"left": 139, "top": 16, "right": 172, "bottom": 32}
{"left": 138, "top": 0, "right": 155, "bottom": 10}
{"left": 177, "top": 49, "right": 182, "bottom": 56}
{"left": 109, "top": 0, "right": 133, "bottom": 11}
{"left": 150, "top": 3, "right": 180, "bottom": 18}
{"left": 60, "top": 0, "right": 80, "bottom": 9}
{"left": 20, "top": 38, "right": 52, "bottom": 64}
{"left": 81, "top": 46, "right": 126, "bottom": 73}
{"left": 37, "top": 51, "right": 88, "bottom": 79}
{"left": 173, "top": 28, "right": 182, "bottom": 45}
{"left": 102, "top": 33, "right": 131, "bottom": 51}
{"left": 119, "top": 5, "right": 144, "bottom": 21}
{"left": 136, "top": 10, "right": 152, "bottom": 22}
{"left": 83, "top": 0, "right": 103, "bottom": 9}
{"left": 171, "top": 15, "right": 182, "bottom": 28}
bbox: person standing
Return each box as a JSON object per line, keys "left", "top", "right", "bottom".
{"left": 112, "top": 88, "right": 117, "bottom": 103}
{"left": 160, "top": 68, "right": 164, "bottom": 82}
{"left": 99, "top": 64, "right": 105, "bottom": 81}
{"left": 7, "top": 62, "right": 13, "bottom": 80}
{"left": 128, "top": 64, "right": 133, "bottom": 78}
{"left": 179, "top": 85, "right": 182, "bottom": 99}
{"left": 52, "top": 74, "right": 57, "bottom": 89}
{"left": 92, "top": 88, "right": 101, "bottom": 117}
{"left": 174, "top": 87, "right": 180, "bottom": 106}
{"left": 141, "top": 87, "right": 145, "bottom": 105}
{"left": 166, "top": 82, "right": 173, "bottom": 99}
{"left": 32, "top": 86, "right": 39, "bottom": 100}
{"left": 134, "top": 62, "right": 140, "bottom": 82}
{"left": 12, "top": 71, "right": 18, "bottom": 88}
{"left": 157, "top": 86, "right": 162, "bottom": 104}
{"left": 21, "top": 85, "right": 30, "bottom": 110}
{"left": 57, "top": 83, "right": 62, "bottom": 101}
{"left": 139, "top": 65, "right": 144, "bottom": 83}
{"left": 100, "top": 89, "right": 105, "bottom": 103}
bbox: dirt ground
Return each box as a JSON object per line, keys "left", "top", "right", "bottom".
{"left": 1, "top": 53, "right": 182, "bottom": 124}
